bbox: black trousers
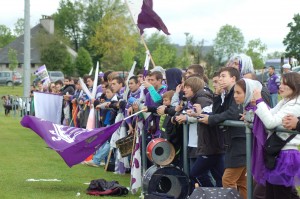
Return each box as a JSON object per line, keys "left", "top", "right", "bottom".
{"left": 266, "top": 181, "right": 300, "bottom": 199}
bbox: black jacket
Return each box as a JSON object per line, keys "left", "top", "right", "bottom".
{"left": 189, "top": 89, "right": 225, "bottom": 155}
{"left": 208, "top": 86, "right": 246, "bottom": 168}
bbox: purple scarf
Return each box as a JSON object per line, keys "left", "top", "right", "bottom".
{"left": 245, "top": 105, "right": 267, "bottom": 185}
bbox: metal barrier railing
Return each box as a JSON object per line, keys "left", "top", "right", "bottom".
{"left": 216, "top": 120, "right": 299, "bottom": 199}
{"left": 0, "top": 95, "right": 33, "bottom": 117}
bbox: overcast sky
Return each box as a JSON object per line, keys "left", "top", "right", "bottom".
{"left": 1, "top": 0, "right": 299, "bottom": 53}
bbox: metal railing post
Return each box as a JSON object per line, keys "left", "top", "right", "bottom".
{"left": 183, "top": 122, "right": 189, "bottom": 176}
{"left": 245, "top": 124, "right": 253, "bottom": 199}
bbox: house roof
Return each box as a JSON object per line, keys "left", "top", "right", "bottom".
{"left": 0, "top": 24, "right": 45, "bottom": 64}
{"left": 0, "top": 21, "right": 77, "bottom": 64}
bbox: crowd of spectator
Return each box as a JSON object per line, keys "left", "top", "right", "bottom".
{"left": 5, "top": 53, "right": 300, "bottom": 199}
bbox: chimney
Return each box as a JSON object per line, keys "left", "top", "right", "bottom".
{"left": 40, "top": 15, "right": 54, "bottom": 34}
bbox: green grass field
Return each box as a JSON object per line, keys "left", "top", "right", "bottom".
{"left": 0, "top": 86, "right": 140, "bottom": 199}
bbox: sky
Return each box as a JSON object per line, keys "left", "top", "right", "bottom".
{"left": 0, "top": 0, "right": 299, "bottom": 53}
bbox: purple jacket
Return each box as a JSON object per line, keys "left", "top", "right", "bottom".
{"left": 267, "top": 73, "right": 280, "bottom": 94}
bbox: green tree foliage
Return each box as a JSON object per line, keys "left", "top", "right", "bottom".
{"left": 53, "top": 0, "right": 83, "bottom": 51}
{"left": 13, "top": 18, "right": 24, "bottom": 37}
{"left": 245, "top": 38, "right": 267, "bottom": 69}
{"left": 177, "top": 33, "right": 194, "bottom": 68}
{"left": 80, "top": 0, "right": 108, "bottom": 48}
{"left": 53, "top": 0, "right": 138, "bottom": 69}
{"left": 134, "top": 32, "right": 177, "bottom": 69}
{"left": 283, "top": 13, "right": 300, "bottom": 61}
{"left": 40, "top": 40, "right": 74, "bottom": 75}
{"left": 0, "top": 25, "right": 16, "bottom": 48}
{"left": 267, "top": 51, "right": 285, "bottom": 59}
{"left": 75, "top": 47, "right": 93, "bottom": 76}
{"left": 8, "top": 48, "right": 18, "bottom": 72}
{"left": 204, "top": 48, "right": 219, "bottom": 77}
{"left": 214, "top": 24, "right": 245, "bottom": 62}
{"left": 89, "top": 2, "right": 138, "bottom": 70}
{"left": 146, "top": 32, "right": 177, "bottom": 68}
{"left": 120, "top": 47, "right": 136, "bottom": 72}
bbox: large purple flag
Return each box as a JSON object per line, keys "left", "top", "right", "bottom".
{"left": 21, "top": 116, "right": 122, "bottom": 167}
{"left": 137, "top": 0, "right": 170, "bottom": 35}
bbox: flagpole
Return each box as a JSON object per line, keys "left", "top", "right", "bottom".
{"left": 124, "top": 0, "right": 156, "bottom": 68}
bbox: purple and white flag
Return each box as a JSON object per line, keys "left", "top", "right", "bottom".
{"left": 34, "top": 92, "right": 63, "bottom": 124}
{"left": 21, "top": 116, "right": 122, "bottom": 167}
{"left": 34, "top": 65, "right": 50, "bottom": 86}
{"left": 130, "top": 120, "right": 143, "bottom": 194}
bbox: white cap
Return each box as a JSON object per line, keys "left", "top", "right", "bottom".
{"left": 282, "top": 63, "right": 291, "bottom": 69}
{"left": 150, "top": 66, "right": 166, "bottom": 79}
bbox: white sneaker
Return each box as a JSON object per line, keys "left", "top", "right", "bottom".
{"left": 84, "top": 160, "right": 99, "bottom": 167}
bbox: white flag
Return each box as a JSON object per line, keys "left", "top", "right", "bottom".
{"left": 34, "top": 92, "right": 63, "bottom": 124}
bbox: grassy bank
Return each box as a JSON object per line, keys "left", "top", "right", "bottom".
{"left": 0, "top": 112, "right": 139, "bottom": 199}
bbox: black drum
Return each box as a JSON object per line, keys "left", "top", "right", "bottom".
{"left": 143, "top": 165, "right": 190, "bottom": 199}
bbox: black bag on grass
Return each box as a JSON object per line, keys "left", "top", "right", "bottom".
{"left": 86, "top": 178, "right": 128, "bottom": 196}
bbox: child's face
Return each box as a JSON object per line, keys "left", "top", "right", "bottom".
{"left": 233, "top": 84, "right": 245, "bottom": 105}
{"left": 163, "top": 97, "right": 171, "bottom": 106}
{"left": 101, "top": 85, "right": 107, "bottom": 94}
{"left": 105, "top": 89, "right": 114, "bottom": 99}
{"left": 183, "top": 86, "right": 194, "bottom": 98}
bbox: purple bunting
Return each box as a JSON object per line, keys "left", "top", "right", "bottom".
{"left": 137, "top": 0, "right": 170, "bottom": 35}
{"left": 21, "top": 116, "right": 122, "bottom": 167}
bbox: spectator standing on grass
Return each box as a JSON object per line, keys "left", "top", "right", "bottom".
{"left": 282, "top": 63, "right": 292, "bottom": 74}
{"left": 267, "top": 66, "right": 280, "bottom": 108}
{"left": 2, "top": 95, "right": 12, "bottom": 116}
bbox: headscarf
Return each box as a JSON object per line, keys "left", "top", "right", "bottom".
{"left": 243, "top": 78, "right": 262, "bottom": 109}
{"left": 227, "top": 53, "right": 254, "bottom": 76}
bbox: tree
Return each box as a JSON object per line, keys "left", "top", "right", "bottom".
{"left": 40, "top": 40, "right": 74, "bottom": 75}
{"left": 53, "top": 0, "right": 83, "bottom": 51}
{"left": 214, "top": 24, "right": 245, "bottom": 63}
{"left": 283, "top": 13, "right": 300, "bottom": 61}
{"left": 0, "top": 25, "right": 16, "bottom": 48}
{"left": 245, "top": 38, "right": 267, "bottom": 69}
{"left": 75, "top": 47, "right": 93, "bottom": 76}
{"left": 267, "top": 51, "right": 285, "bottom": 59}
{"left": 8, "top": 48, "right": 18, "bottom": 72}
{"left": 8, "top": 48, "right": 18, "bottom": 88}
{"left": 177, "top": 33, "right": 194, "bottom": 68}
{"left": 204, "top": 48, "right": 219, "bottom": 77}
{"left": 13, "top": 18, "right": 24, "bottom": 36}
{"left": 89, "top": 2, "right": 138, "bottom": 70}
{"left": 145, "top": 32, "right": 177, "bottom": 68}
{"left": 120, "top": 47, "right": 136, "bottom": 72}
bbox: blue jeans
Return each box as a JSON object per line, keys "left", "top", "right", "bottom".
{"left": 92, "top": 141, "right": 110, "bottom": 165}
{"left": 270, "top": 93, "right": 278, "bottom": 108}
{"left": 190, "top": 154, "right": 225, "bottom": 187}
